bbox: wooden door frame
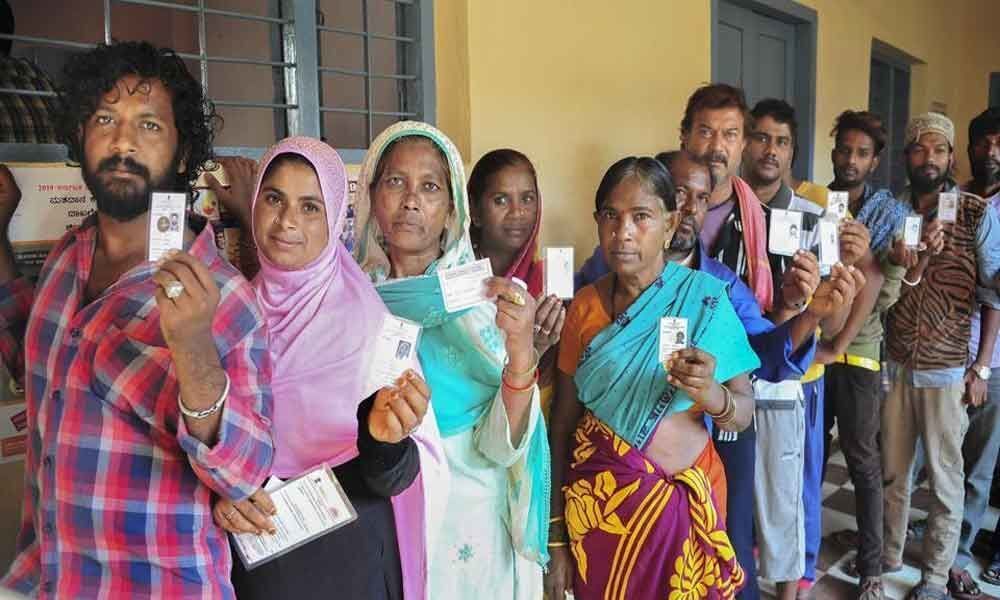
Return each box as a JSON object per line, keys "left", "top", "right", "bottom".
{"left": 711, "top": 0, "right": 818, "bottom": 181}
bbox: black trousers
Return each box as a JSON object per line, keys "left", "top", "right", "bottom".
{"left": 823, "top": 363, "right": 884, "bottom": 576}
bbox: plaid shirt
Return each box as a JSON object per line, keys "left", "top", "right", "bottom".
{"left": 0, "top": 56, "right": 59, "bottom": 144}
{"left": 0, "top": 216, "right": 274, "bottom": 599}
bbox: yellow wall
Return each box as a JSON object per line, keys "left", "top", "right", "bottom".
{"left": 439, "top": 0, "right": 1000, "bottom": 261}
{"left": 463, "top": 1, "right": 712, "bottom": 257}
{"left": 801, "top": 0, "right": 1000, "bottom": 186}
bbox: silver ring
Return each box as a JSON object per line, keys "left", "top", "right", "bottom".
{"left": 165, "top": 280, "right": 185, "bottom": 299}
{"left": 533, "top": 324, "right": 542, "bottom": 334}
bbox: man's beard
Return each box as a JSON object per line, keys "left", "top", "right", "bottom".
{"left": 82, "top": 154, "right": 181, "bottom": 222}
{"left": 668, "top": 216, "right": 699, "bottom": 252}
{"left": 833, "top": 164, "right": 868, "bottom": 188}
{"left": 971, "top": 158, "right": 1000, "bottom": 189}
{"left": 908, "top": 163, "right": 949, "bottom": 194}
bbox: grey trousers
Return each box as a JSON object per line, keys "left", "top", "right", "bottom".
{"left": 754, "top": 398, "right": 806, "bottom": 582}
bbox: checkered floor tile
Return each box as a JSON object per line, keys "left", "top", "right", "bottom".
{"left": 756, "top": 445, "right": 1000, "bottom": 600}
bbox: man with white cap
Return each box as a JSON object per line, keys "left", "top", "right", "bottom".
{"left": 881, "top": 112, "right": 1000, "bottom": 600}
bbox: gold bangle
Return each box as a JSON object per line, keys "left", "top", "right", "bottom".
{"left": 547, "top": 542, "right": 569, "bottom": 548}
{"left": 706, "top": 384, "right": 732, "bottom": 419}
{"left": 549, "top": 516, "right": 565, "bottom": 523}
{"left": 504, "top": 348, "right": 540, "bottom": 378}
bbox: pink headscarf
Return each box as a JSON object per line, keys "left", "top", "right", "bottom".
{"left": 251, "top": 137, "right": 447, "bottom": 600}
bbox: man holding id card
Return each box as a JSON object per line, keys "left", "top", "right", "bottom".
{"left": 0, "top": 42, "right": 273, "bottom": 599}
{"left": 882, "top": 113, "right": 1000, "bottom": 600}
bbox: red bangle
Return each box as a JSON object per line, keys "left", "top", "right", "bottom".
{"left": 502, "top": 369, "right": 538, "bottom": 393}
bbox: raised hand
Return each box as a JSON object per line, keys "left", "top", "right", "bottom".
{"left": 368, "top": 370, "right": 430, "bottom": 444}
{"left": 152, "top": 250, "right": 221, "bottom": 353}
{"left": 533, "top": 294, "right": 566, "bottom": 355}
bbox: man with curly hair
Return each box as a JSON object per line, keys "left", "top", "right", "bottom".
{"left": 0, "top": 41, "right": 273, "bottom": 598}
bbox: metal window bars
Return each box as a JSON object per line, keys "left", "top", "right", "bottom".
{"left": 0, "top": 0, "right": 435, "bottom": 163}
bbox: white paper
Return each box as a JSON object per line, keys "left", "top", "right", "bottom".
{"left": 938, "top": 192, "right": 958, "bottom": 222}
{"left": 658, "top": 317, "right": 688, "bottom": 364}
{"left": 826, "top": 191, "right": 849, "bottom": 221}
{"left": 363, "top": 314, "right": 422, "bottom": 398}
{"left": 544, "top": 247, "right": 575, "bottom": 299}
{"left": 818, "top": 219, "right": 840, "bottom": 268}
{"left": 438, "top": 258, "right": 494, "bottom": 313}
{"left": 147, "top": 192, "right": 187, "bottom": 262}
{"left": 6, "top": 164, "right": 96, "bottom": 244}
{"left": 768, "top": 208, "right": 804, "bottom": 257}
{"left": 903, "top": 215, "right": 923, "bottom": 248}
{"left": 232, "top": 466, "right": 357, "bottom": 569}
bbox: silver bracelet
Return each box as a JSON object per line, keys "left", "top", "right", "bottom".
{"left": 178, "top": 372, "right": 231, "bottom": 419}
{"left": 902, "top": 274, "right": 922, "bottom": 287}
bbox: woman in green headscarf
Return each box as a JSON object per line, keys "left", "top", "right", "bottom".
{"left": 352, "top": 121, "right": 549, "bottom": 598}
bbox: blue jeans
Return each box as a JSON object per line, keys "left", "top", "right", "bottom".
{"left": 713, "top": 418, "right": 759, "bottom": 599}
{"left": 802, "top": 378, "right": 825, "bottom": 581}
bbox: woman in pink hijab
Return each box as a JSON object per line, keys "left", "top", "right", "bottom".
{"left": 212, "top": 137, "right": 447, "bottom": 600}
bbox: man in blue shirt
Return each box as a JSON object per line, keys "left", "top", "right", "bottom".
{"left": 575, "top": 150, "right": 860, "bottom": 595}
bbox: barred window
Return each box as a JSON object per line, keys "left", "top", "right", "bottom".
{"left": 0, "top": 0, "right": 434, "bottom": 161}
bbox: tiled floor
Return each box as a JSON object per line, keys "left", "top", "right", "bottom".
{"left": 756, "top": 447, "right": 1000, "bottom": 600}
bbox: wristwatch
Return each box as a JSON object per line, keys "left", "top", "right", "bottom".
{"left": 972, "top": 364, "right": 992, "bottom": 381}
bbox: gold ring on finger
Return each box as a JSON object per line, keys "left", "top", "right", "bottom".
{"left": 503, "top": 290, "right": 526, "bottom": 306}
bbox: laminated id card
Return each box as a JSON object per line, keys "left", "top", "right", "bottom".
{"left": 544, "top": 247, "right": 575, "bottom": 299}
{"left": 658, "top": 317, "right": 688, "bottom": 364}
{"left": 818, "top": 219, "right": 840, "bottom": 269}
{"left": 232, "top": 466, "right": 357, "bottom": 570}
{"left": 438, "top": 258, "right": 494, "bottom": 313}
{"left": 826, "top": 191, "right": 849, "bottom": 221}
{"left": 147, "top": 191, "right": 187, "bottom": 262}
{"left": 768, "top": 208, "right": 804, "bottom": 257}
{"left": 938, "top": 192, "right": 958, "bottom": 222}
{"left": 903, "top": 215, "right": 923, "bottom": 248}
{"left": 363, "top": 314, "right": 422, "bottom": 398}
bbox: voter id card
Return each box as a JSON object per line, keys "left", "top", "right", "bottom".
{"left": 818, "top": 219, "right": 840, "bottom": 268}
{"left": 826, "top": 191, "right": 849, "bottom": 221}
{"left": 363, "top": 314, "right": 422, "bottom": 397}
{"left": 147, "top": 191, "right": 187, "bottom": 262}
{"left": 938, "top": 192, "right": 958, "bottom": 222}
{"left": 903, "top": 215, "right": 923, "bottom": 248}
{"left": 232, "top": 466, "right": 357, "bottom": 570}
{"left": 544, "top": 247, "right": 575, "bottom": 299}
{"left": 658, "top": 317, "right": 688, "bottom": 364}
{"left": 768, "top": 208, "right": 804, "bottom": 257}
{"left": 438, "top": 258, "right": 494, "bottom": 313}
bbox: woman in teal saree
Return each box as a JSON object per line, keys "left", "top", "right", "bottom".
{"left": 546, "top": 157, "right": 760, "bottom": 600}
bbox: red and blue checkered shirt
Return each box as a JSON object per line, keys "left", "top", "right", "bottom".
{"left": 0, "top": 217, "right": 274, "bottom": 598}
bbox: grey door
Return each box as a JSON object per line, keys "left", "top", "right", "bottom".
{"left": 717, "top": 1, "right": 801, "bottom": 177}
{"left": 869, "top": 55, "right": 910, "bottom": 194}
